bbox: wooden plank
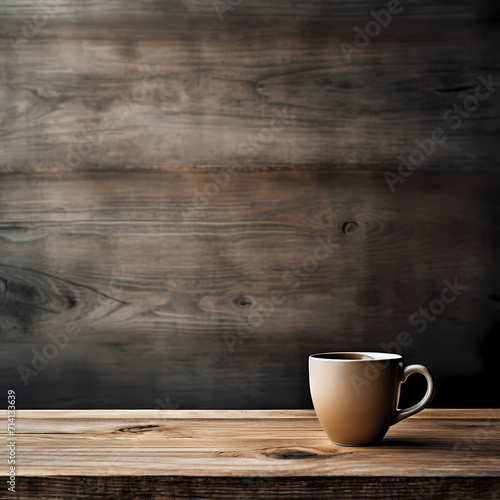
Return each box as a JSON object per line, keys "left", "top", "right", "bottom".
{"left": 0, "top": 409, "right": 318, "bottom": 422}
{"left": 1, "top": 408, "right": 497, "bottom": 422}
{"left": 1, "top": 409, "right": 499, "bottom": 476}
{"left": 1, "top": 409, "right": 498, "bottom": 438}
{"left": 0, "top": 1, "right": 499, "bottom": 171}
{"left": 1, "top": 409, "right": 500, "bottom": 499}
{"left": 0, "top": 170, "right": 499, "bottom": 409}
{"left": 10, "top": 476, "right": 500, "bottom": 500}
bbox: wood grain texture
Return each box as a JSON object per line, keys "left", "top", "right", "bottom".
{"left": 0, "top": 1, "right": 499, "bottom": 171}
{"left": 0, "top": 170, "right": 499, "bottom": 409}
{"left": 1, "top": 409, "right": 499, "bottom": 499}
{"left": 10, "top": 477, "right": 500, "bottom": 500}
{"left": 1, "top": 0, "right": 500, "bottom": 410}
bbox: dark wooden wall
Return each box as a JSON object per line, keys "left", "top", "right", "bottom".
{"left": 0, "top": 1, "right": 499, "bottom": 409}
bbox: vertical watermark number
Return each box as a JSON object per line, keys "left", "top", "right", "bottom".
{"left": 7, "top": 390, "right": 16, "bottom": 493}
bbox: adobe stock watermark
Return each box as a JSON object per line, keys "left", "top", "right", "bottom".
{"left": 55, "top": 66, "right": 160, "bottom": 180}
{"left": 236, "top": 477, "right": 278, "bottom": 500}
{"left": 213, "top": 0, "right": 244, "bottom": 21}
{"left": 385, "top": 74, "right": 500, "bottom": 192}
{"left": 17, "top": 267, "right": 129, "bottom": 386}
{"left": 224, "top": 234, "right": 339, "bottom": 354}
{"left": 7, "top": 390, "right": 16, "bottom": 494}
{"left": 154, "top": 395, "right": 180, "bottom": 409}
{"left": 62, "top": 466, "right": 116, "bottom": 500}
{"left": 182, "top": 106, "right": 294, "bottom": 219}
{"left": 8, "top": 0, "right": 62, "bottom": 52}
{"left": 339, "top": 0, "right": 403, "bottom": 64}
{"left": 350, "top": 277, "right": 467, "bottom": 395}
{"left": 408, "top": 407, "right": 500, "bottom": 500}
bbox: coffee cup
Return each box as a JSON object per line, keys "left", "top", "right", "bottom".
{"left": 309, "top": 352, "right": 434, "bottom": 446}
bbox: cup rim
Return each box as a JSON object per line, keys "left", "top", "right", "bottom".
{"left": 309, "top": 351, "right": 402, "bottom": 362}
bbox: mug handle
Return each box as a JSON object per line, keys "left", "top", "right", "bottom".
{"left": 392, "top": 364, "right": 435, "bottom": 425}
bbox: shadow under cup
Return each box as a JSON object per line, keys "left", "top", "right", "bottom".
{"left": 309, "top": 352, "right": 408, "bottom": 446}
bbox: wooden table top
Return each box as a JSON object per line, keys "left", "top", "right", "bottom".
{"left": 3, "top": 409, "right": 499, "bottom": 499}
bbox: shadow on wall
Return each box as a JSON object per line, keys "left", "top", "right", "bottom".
{"left": 436, "top": 321, "right": 500, "bottom": 408}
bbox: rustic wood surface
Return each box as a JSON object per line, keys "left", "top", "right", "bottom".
{"left": 0, "top": 171, "right": 499, "bottom": 409}
{"left": 0, "top": 0, "right": 499, "bottom": 171}
{"left": 1, "top": 409, "right": 499, "bottom": 499}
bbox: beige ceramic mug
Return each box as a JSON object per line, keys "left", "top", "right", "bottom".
{"left": 309, "top": 352, "right": 434, "bottom": 446}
